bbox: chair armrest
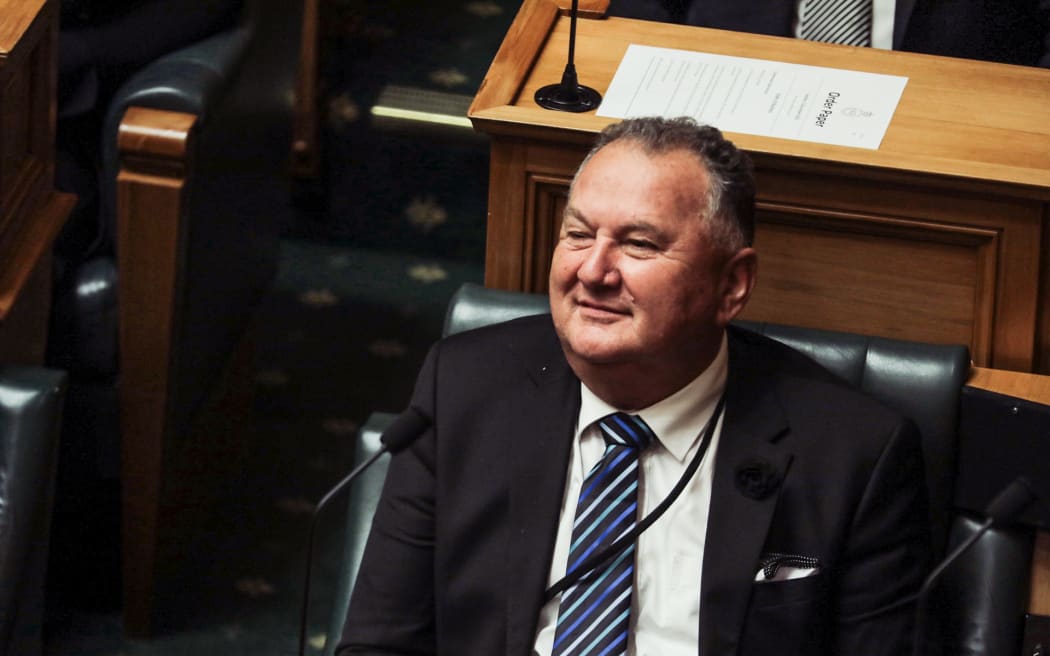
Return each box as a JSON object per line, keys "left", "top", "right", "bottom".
{"left": 99, "top": 26, "right": 254, "bottom": 247}
{"left": 0, "top": 366, "right": 68, "bottom": 655}
{"left": 936, "top": 514, "right": 1034, "bottom": 656}
{"left": 323, "top": 412, "right": 398, "bottom": 656}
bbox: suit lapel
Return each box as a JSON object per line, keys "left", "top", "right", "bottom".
{"left": 699, "top": 331, "right": 794, "bottom": 656}
{"left": 894, "top": 0, "right": 918, "bottom": 48}
{"left": 503, "top": 324, "right": 580, "bottom": 656}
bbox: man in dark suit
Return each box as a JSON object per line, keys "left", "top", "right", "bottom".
{"left": 338, "top": 117, "right": 929, "bottom": 655}
{"left": 607, "top": 0, "right": 1050, "bottom": 67}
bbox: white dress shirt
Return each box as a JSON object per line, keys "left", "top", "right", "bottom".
{"left": 794, "top": 0, "right": 897, "bottom": 49}
{"left": 532, "top": 336, "right": 729, "bottom": 656}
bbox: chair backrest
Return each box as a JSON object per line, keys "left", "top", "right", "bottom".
{"left": 0, "top": 366, "right": 67, "bottom": 656}
{"left": 443, "top": 283, "right": 550, "bottom": 337}
{"left": 329, "top": 283, "right": 1029, "bottom": 656}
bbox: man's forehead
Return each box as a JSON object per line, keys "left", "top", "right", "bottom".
{"left": 571, "top": 143, "right": 710, "bottom": 210}
{"left": 581, "top": 141, "right": 707, "bottom": 180}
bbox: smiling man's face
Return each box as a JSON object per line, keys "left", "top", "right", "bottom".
{"left": 549, "top": 140, "right": 740, "bottom": 403}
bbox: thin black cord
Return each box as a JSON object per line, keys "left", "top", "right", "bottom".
{"left": 543, "top": 395, "right": 726, "bottom": 603}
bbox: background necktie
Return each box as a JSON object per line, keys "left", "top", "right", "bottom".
{"left": 551, "top": 413, "right": 655, "bottom": 656}
{"left": 799, "top": 0, "right": 873, "bottom": 47}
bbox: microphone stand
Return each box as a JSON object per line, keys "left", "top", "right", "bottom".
{"left": 297, "top": 447, "right": 390, "bottom": 656}
{"left": 296, "top": 408, "right": 430, "bottom": 656}
{"left": 534, "top": 0, "right": 602, "bottom": 112}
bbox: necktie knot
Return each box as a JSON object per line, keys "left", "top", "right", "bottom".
{"left": 597, "top": 412, "right": 655, "bottom": 451}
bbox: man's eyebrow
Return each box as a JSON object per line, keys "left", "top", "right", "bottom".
{"left": 562, "top": 209, "right": 667, "bottom": 238}
{"left": 562, "top": 206, "right": 589, "bottom": 225}
{"left": 622, "top": 219, "right": 663, "bottom": 234}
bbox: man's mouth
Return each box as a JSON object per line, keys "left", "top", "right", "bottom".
{"left": 575, "top": 297, "right": 630, "bottom": 317}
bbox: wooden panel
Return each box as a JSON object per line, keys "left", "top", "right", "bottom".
{"left": 0, "top": 0, "right": 59, "bottom": 322}
{"left": 0, "top": 0, "right": 55, "bottom": 218}
{"left": 485, "top": 140, "right": 531, "bottom": 290}
{"left": 1, "top": 56, "right": 31, "bottom": 210}
{"left": 741, "top": 205, "right": 998, "bottom": 363}
{"left": 1042, "top": 216, "right": 1050, "bottom": 375}
{"left": 0, "top": 245, "right": 51, "bottom": 365}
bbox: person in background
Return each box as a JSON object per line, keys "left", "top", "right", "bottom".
{"left": 607, "top": 0, "right": 1050, "bottom": 68}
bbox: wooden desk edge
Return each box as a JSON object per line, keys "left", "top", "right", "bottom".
{"left": 968, "top": 366, "right": 1050, "bottom": 406}
{"left": 0, "top": 191, "right": 75, "bottom": 320}
{"left": 469, "top": 0, "right": 610, "bottom": 116}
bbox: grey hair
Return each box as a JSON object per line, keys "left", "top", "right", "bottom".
{"left": 571, "top": 117, "right": 755, "bottom": 253}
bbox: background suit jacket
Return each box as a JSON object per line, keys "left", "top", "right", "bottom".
{"left": 606, "top": 0, "right": 1050, "bottom": 67}
{"left": 339, "top": 315, "right": 930, "bottom": 655}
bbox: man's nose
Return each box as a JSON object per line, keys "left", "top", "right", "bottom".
{"left": 578, "top": 239, "right": 621, "bottom": 287}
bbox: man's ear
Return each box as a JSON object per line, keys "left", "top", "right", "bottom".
{"left": 717, "top": 247, "right": 758, "bottom": 326}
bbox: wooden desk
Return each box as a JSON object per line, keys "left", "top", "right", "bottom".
{"left": 469, "top": 0, "right": 1050, "bottom": 373}
{"left": 0, "top": 0, "right": 75, "bottom": 363}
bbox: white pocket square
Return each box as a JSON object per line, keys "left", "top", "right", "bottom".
{"left": 754, "top": 565, "right": 820, "bottom": 582}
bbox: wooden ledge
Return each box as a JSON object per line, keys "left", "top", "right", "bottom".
{"left": 968, "top": 366, "right": 1050, "bottom": 406}
{"left": 118, "top": 107, "right": 198, "bottom": 163}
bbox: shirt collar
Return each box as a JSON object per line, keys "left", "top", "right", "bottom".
{"left": 578, "top": 334, "right": 729, "bottom": 462}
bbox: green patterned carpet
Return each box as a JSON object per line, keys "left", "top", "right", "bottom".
{"left": 43, "top": 0, "right": 519, "bottom": 654}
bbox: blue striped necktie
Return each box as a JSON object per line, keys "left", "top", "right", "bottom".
{"left": 551, "top": 412, "right": 655, "bottom": 656}
{"left": 800, "top": 0, "right": 873, "bottom": 47}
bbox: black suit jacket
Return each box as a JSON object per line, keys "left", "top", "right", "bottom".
{"left": 607, "top": 0, "right": 1050, "bottom": 67}
{"left": 339, "top": 315, "right": 929, "bottom": 655}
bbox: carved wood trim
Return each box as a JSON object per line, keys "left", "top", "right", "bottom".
{"left": 524, "top": 173, "right": 571, "bottom": 292}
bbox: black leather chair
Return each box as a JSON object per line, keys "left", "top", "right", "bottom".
{"left": 0, "top": 366, "right": 67, "bottom": 656}
{"left": 321, "top": 282, "right": 1033, "bottom": 656}
{"left": 47, "top": 0, "right": 290, "bottom": 636}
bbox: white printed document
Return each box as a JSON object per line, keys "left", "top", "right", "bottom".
{"left": 597, "top": 44, "right": 908, "bottom": 150}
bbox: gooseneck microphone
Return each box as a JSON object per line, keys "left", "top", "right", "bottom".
{"left": 911, "top": 476, "right": 1038, "bottom": 656}
{"left": 297, "top": 407, "right": 431, "bottom": 656}
{"left": 534, "top": 0, "right": 602, "bottom": 112}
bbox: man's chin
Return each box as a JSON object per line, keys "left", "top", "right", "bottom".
{"left": 561, "top": 338, "right": 634, "bottom": 368}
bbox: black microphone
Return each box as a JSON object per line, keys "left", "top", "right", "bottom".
{"left": 297, "top": 406, "right": 431, "bottom": 656}
{"left": 911, "top": 477, "right": 1038, "bottom": 656}
{"left": 534, "top": 0, "right": 602, "bottom": 112}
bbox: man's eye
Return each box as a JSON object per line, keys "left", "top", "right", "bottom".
{"left": 627, "top": 239, "right": 657, "bottom": 250}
